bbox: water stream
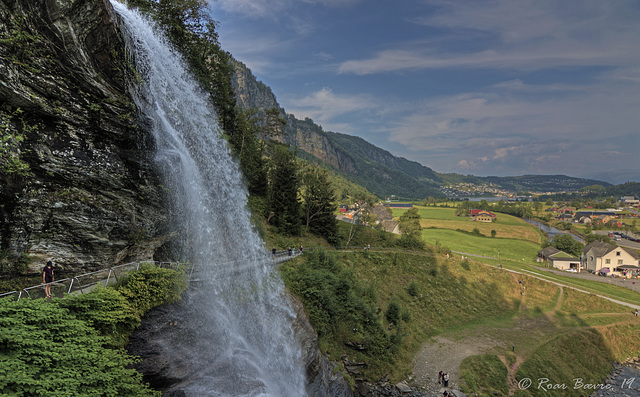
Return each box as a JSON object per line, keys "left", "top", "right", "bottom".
{"left": 524, "top": 218, "right": 584, "bottom": 242}
{"left": 111, "top": 2, "right": 306, "bottom": 395}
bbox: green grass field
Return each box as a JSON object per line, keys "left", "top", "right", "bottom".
{"left": 394, "top": 206, "right": 546, "bottom": 244}
{"left": 421, "top": 228, "right": 541, "bottom": 262}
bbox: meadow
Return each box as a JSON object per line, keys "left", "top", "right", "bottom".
{"left": 392, "top": 206, "right": 546, "bottom": 245}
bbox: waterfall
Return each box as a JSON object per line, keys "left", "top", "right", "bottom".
{"left": 110, "top": 2, "right": 307, "bottom": 395}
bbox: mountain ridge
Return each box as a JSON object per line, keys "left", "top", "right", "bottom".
{"left": 230, "top": 59, "right": 614, "bottom": 197}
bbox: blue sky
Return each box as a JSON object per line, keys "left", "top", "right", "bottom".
{"left": 207, "top": 0, "right": 640, "bottom": 184}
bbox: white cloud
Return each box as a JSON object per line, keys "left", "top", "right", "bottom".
{"left": 211, "top": 0, "right": 289, "bottom": 18}
{"left": 211, "top": 0, "right": 360, "bottom": 18}
{"left": 339, "top": 0, "right": 640, "bottom": 75}
{"left": 283, "top": 88, "right": 376, "bottom": 125}
{"left": 387, "top": 75, "right": 639, "bottom": 175}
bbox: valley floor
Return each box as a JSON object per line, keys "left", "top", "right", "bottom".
{"left": 409, "top": 272, "right": 639, "bottom": 396}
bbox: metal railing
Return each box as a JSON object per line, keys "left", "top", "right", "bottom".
{"left": 0, "top": 250, "right": 302, "bottom": 302}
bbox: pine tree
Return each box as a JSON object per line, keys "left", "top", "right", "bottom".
{"left": 301, "top": 165, "right": 338, "bottom": 244}
{"left": 268, "top": 146, "right": 301, "bottom": 235}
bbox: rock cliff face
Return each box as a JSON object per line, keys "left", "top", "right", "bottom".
{"left": 230, "top": 60, "right": 358, "bottom": 175}
{"left": 0, "top": 0, "right": 169, "bottom": 274}
{"left": 230, "top": 60, "right": 443, "bottom": 198}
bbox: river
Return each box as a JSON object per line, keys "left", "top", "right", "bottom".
{"left": 524, "top": 218, "right": 584, "bottom": 242}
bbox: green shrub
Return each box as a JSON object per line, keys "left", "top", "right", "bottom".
{"left": 0, "top": 298, "right": 159, "bottom": 396}
{"left": 58, "top": 286, "right": 140, "bottom": 347}
{"left": 115, "top": 264, "right": 187, "bottom": 315}
{"left": 460, "top": 259, "right": 471, "bottom": 270}
{"left": 385, "top": 300, "right": 400, "bottom": 325}
{"left": 406, "top": 282, "right": 419, "bottom": 297}
{"left": 281, "top": 248, "right": 395, "bottom": 376}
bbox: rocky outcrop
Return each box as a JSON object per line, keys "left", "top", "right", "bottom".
{"left": 0, "top": 0, "right": 169, "bottom": 274}
{"left": 289, "top": 293, "right": 353, "bottom": 397}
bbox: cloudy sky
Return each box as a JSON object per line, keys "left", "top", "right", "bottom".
{"left": 207, "top": 0, "right": 639, "bottom": 183}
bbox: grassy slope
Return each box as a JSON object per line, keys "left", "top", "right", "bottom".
{"left": 281, "top": 204, "right": 639, "bottom": 394}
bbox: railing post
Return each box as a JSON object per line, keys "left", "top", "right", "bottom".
{"left": 105, "top": 269, "right": 113, "bottom": 286}
{"left": 67, "top": 278, "right": 74, "bottom": 294}
{"left": 74, "top": 277, "right": 84, "bottom": 294}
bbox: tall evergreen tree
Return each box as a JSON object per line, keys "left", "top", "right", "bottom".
{"left": 230, "top": 109, "right": 267, "bottom": 197}
{"left": 398, "top": 207, "right": 424, "bottom": 250}
{"left": 268, "top": 146, "right": 301, "bottom": 235}
{"left": 301, "top": 166, "right": 338, "bottom": 244}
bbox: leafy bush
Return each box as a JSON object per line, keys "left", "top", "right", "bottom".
{"left": 0, "top": 298, "right": 159, "bottom": 396}
{"left": 397, "top": 234, "right": 425, "bottom": 250}
{"left": 385, "top": 300, "right": 400, "bottom": 325}
{"left": 58, "top": 286, "right": 141, "bottom": 347}
{"left": 460, "top": 259, "right": 471, "bottom": 270}
{"left": 0, "top": 265, "right": 188, "bottom": 395}
{"left": 281, "top": 249, "right": 395, "bottom": 375}
{"left": 406, "top": 282, "right": 419, "bottom": 297}
{"left": 115, "top": 264, "right": 187, "bottom": 315}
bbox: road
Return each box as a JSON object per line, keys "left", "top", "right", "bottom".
{"left": 452, "top": 250, "right": 640, "bottom": 310}
{"left": 593, "top": 230, "right": 640, "bottom": 250}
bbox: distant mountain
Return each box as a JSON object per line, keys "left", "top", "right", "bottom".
{"left": 230, "top": 60, "right": 616, "bottom": 198}
{"left": 479, "top": 175, "right": 612, "bottom": 193}
{"left": 587, "top": 169, "right": 640, "bottom": 185}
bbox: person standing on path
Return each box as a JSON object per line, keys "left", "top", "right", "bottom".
{"left": 438, "top": 371, "right": 443, "bottom": 384}
{"left": 443, "top": 372, "right": 449, "bottom": 387}
{"left": 43, "top": 261, "right": 54, "bottom": 298}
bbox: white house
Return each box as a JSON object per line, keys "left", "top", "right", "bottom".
{"left": 537, "top": 246, "right": 580, "bottom": 271}
{"left": 581, "top": 241, "right": 640, "bottom": 275}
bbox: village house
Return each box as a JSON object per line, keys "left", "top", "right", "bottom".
{"left": 620, "top": 196, "right": 640, "bottom": 206}
{"left": 581, "top": 241, "right": 640, "bottom": 276}
{"left": 578, "top": 216, "right": 592, "bottom": 224}
{"left": 556, "top": 213, "right": 574, "bottom": 221}
{"left": 537, "top": 246, "right": 580, "bottom": 271}
{"left": 469, "top": 209, "right": 496, "bottom": 222}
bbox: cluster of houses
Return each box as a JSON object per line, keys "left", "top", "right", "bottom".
{"left": 537, "top": 241, "right": 640, "bottom": 278}
{"left": 548, "top": 208, "right": 626, "bottom": 228}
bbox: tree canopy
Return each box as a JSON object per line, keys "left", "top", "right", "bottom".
{"left": 550, "top": 234, "right": 583, "bottom": 257}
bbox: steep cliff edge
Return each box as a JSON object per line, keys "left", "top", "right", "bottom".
{"left": 0, "top": 0, "right": 168, "bottom": 274}
{"left": 231, "top": 60, "right": 443, "bottom": 198}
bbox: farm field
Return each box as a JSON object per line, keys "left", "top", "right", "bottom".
{"left": 391, "top": 206, "right": 545, "bottom": 253}
{"left": 421, "top": 228, "right": 541, "bottom": 263}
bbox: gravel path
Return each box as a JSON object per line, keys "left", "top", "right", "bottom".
{"left": 412, "top": 335, "right": 500, "bottom": 393}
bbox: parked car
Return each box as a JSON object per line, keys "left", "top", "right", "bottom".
{"left": 564, "top": 268, "right": 578, "bottom": 273}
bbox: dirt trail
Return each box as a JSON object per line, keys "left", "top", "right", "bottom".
{"left": 499, "top": 355, "right": 526, "bottom": 397}
{"left": 412, "top": 335, "right": 499, "bottom": 391}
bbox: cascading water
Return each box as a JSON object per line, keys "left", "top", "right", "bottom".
{"left": 111, "top": 2, "right": 307, "bottom": 395}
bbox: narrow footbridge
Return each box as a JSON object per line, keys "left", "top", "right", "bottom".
{"left": 0, "top": 250, "right": 301, "bottom": 301}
